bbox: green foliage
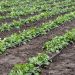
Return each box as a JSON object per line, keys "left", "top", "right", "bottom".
{"left": 0, "top": 40, "right": 6, "bottom": 54}
{"left": 64, "top": 29, "right": 75, "bottom": 41}
{"left": 12, "top": 20, "right": 23, "bottom": 28}
{"left": 4, "top": 33, "right": 22, "bottom": 48}
{"left": 43, "top": 28, "right": 75, "bottom": 52}
{"left": 29, "top": 53, "right": 49, "bottom": 66}
{"left": 9, "top": 63, "right": 40, "bottom": 75}
{"left": 43, "top": 36, "right": 69, "bottom": 52}
{"left": 0, "top": 23, "right": 12, "bottom": 31}
{"left": 0, "top": 0, "right": 64, "bottom": 20}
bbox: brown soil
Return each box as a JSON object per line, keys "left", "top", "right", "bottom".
{"left": 0, "top": 19, "right": 75, "bottom": 75}
{"left": 41, "top": 42, "right": 75, "bottom": 75}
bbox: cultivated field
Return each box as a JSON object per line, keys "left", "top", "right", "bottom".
{"left": 0, "top": 0, "right": 75, "bottom": 75}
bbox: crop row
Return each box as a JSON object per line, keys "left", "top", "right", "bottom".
{"left": 0, "top": 0, "right": 65, "bottom": 12}
{"left": 0, "top": 0, "right": 60, "bottom": 18}
{"left": 43, "top": 29, "right": 75, "bottom": 52}
{"left": 0, "top": 0, "right": 36, "bottom": 12}
{"left": 0, "top": 0, "right": 27, "bottom": 7}
{"left": 9, "top": 28, "right": 75, "bottom": 75}
{"left": 0, "top": 3, "right": 75, "bottom": 32}
{"left": 0, "top": 0, "right": 56, "bottom": 9}
{"left": 0, "top": 0, "right": 74, "bottom": 20}
{"left": 0, "top": 0, "right": 61, "bottom": 6}
{"left": 0, "top": 11, "right": 75, "bottom": 54}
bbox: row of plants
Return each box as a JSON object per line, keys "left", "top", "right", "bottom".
{"left": 0, "top": 0, "right": 27, "bottom": 7}
{"left": 0, "top": 0, "right": 59, "bottom": 18}
{"left": 0, "top": 0, "right": 74, "bottom": 20}
{"left": 0, "top": 11, "right": 75, "bottom": 54}
{"left": 0, "top": 0, "right": 34, "bottom": 12}
{"left": 43, "top": 28, "right": 75, "bottom": 53}
{"left": 0, "top": 0, "right": 65, "bottom": 12}
{"left": 0, "top": 2, "right": 75, "bottom": 32}
{"left": 9, "top": 28, "right": 75, "bottom": 75}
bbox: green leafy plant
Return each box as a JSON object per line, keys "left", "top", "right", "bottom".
{"left": 43, "top": 28, "right": 75, "bottom": 52}
{"left": 29, "top": 53, "right": 49, "bottom": 66}
{"left": 43, "top": 36, "right": 69, "bottom": 52}
{"left": 0, "top": 40, "right": 6, "bottom": 54}
{"left": 9, "top": 63, "right": 40, "bottom": 75}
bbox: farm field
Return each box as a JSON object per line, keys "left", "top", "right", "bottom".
{"left": 0, "top": 0, "right": 75, "bottom": 75}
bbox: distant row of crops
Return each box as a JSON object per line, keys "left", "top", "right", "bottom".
{"left": 0, "top": 0, "right": 74, "bottom": 19}
{"left": 0, "top": 0, "right": 67, "bottom": 19}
